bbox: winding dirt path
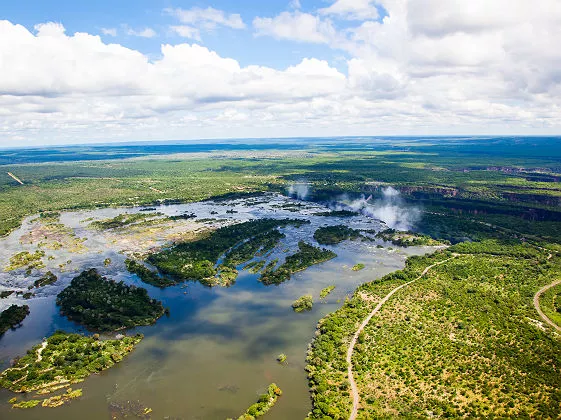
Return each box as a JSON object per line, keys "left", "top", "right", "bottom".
{"left": 36, "top": 340, "right": 48, "bottom": 362}
{"left": 534, "top": 280, "right": 561, "bottom": 333}
{"left": 346, "top": 256, "right": 456, "bottom": 420}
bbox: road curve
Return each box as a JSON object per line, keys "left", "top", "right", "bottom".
{"left": 534, "top": 280, "right": 561, "bottom": 333}
{"left": 346, "top": 257, "right": 455, "bottom": 420}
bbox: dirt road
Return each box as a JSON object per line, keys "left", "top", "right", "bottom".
{"left": 534, "top": 280, "right": 561, "bottom": 333}
{"left": 346, "top": 256, "right": 456, "bottom": 420}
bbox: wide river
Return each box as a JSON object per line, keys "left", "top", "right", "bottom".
{"left": 0, "top": 194, "right": 431, "bottom": 419}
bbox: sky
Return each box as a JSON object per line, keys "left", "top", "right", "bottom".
{"left": 1, "top": 0, "right": 561, "bottom": 146}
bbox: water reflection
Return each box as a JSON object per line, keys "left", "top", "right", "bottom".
{"left": 0, "top": 195, "right": 432, "bottom": 419}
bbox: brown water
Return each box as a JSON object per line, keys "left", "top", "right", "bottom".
{"left": 0, "top": 195, "right": 432, "bottom": 419}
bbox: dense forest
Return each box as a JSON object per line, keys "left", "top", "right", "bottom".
{"left": 261, "top": 242, "right": 336, "bottom": 285}
{"left": 56, "top": 269, "right": 165, "bottom": 331}
{"left": 147, "top": 219, "right": 306, "bottom": 283}
{"left": 313, "top": 225, "right": 362, "bottom": 245}
{"left": 0, "top": 304, "right": 30, "bottom": 335}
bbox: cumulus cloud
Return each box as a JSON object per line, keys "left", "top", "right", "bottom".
{"left": 253, "top": 12, "right": 336, "bottom": 44}
{"left": 100, "top": 27, "right": 117, "bottom": 37}
{"left": 2, "top": 0, "right": 561, "bottom": 145}
{"left": 166, "top": 7, "right": 245, "bottom": 30}
{"left": 319, "top": 0, "right": 380, "bottom": 20}
{"left": 124, "top": 26, "right": 157, "bottom": 38}
{"left": 169, "top": 25, "right": 201, "bottom": 41}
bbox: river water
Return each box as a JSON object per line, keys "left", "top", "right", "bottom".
{"left": 0, "top": 194, "right": 431, "bottom": 419}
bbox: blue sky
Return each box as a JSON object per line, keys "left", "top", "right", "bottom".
{"left": 1, "top": 1, "right": 560, "bottom": 145}
{"left": 3, "top": 1, "right": 354, "bottom": 70}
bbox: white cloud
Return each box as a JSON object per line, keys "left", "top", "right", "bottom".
{"left": 101, "top": 27, "right": 117, "bottom": 37}
{"left": 289, "top": 0, "right": 302, "bottom": 10}
{"left": 319, "top": 0, "right": 380, "bottom": 20}
{"left": 2, "top": 0, "right": 561, "bottom": 145}
{"left": 126, "top": 27, "right": 157, "bottom": 38}
{"left": 253, "top": 12, "right": 336, "bottom": 44}
{"left": 166, "top": 7, "right": 245, "bottom": 30}
{"left": 169, "top": 25, "right": 201, "bottom": 41}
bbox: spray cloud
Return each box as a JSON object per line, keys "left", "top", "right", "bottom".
{"left": 287, "top": 181, "right": 310, "bottom": 200}
{"left": 335, "top": 187, "right": 420, "bottom": 231}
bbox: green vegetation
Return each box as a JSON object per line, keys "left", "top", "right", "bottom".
{"left": 104, "top": 258, "right": 112, "bottom": 266}
{"left": 224, "top": 229, "right": 285, "bottom": 267}
{"left": 147, "top": 219, "right": 307, "bottom": 285}
{"left": 375, "top": 228, "right": 445, "bottom": 247}
{"left": 244, "top": 260, "right": 266, "bottom": 274}
{"left": 0, "top": 290, "right": 15, "bottom": 298}
{"left": 307, "top": 243, "right": 561, "bottom": 419}
{"left": 89, "top": 212, "right": 162, "bottom": 230}
{"left": 234, "top": 383, "right": 282, "bottom": 419}
{"left": 314, "top": 210, "right": 359, "bottom": 217}
{"left": 3, "top": 139, "right": 561, "bottom": 248}
{"left": 0, "top": 331, "right": 142, "bottom": 395}
{"left": 12, "top": 399, "right": 40, "bottom": 409}
{"left": 3, "top": 141, "right": 561, "bottom": 416}
{"left": 261, "top": 242, "right": 336, "bottom": 285}
{"left": 5, "top": 250, "right": 45, "bottom": 273}
{"left": 313, "top": 225, "right": 362, "bottom": 245}
{"left": 212, "top": 265, "right": 238, "bottom": 287}
{"left": 125, "top": 259, "right": 176, "bottom": 288}
{"left": 538, "top": 282, "right": 561, "bottom": 328}
{"left": 277, "top": 353, "right": 287, "bottom": 363}
{"left": 0, "top": 304, "right": 30, "bottom": 335}
{"left": 41, "top": 388, "right": 83, "bottom": 408}
{"left": 292, "top": 295, "right": 314, "bottom": 312}
{"left": 56, "top": 269, "right": 165, "bottom": 331}
{"left": 351, "top": 263, "right": 365, "bottom": 271}
{"left": 320, "top": 286, "right": 336, "bottom": 299}
{"left": 33, "top": 271, "right": 57, "bottom": 288}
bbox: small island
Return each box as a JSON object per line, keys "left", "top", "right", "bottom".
{"left": 234, "top": 383, "right": 282, "bottom": 419}
{"left": 33, "top": 271, "right": 57, "bottom": 288}
{"left": 375, "top": 228, "right": 445, "bottom": 247}
{"left": 147, "top": 219, "right": 308, "bottom": 285}
{"left": 320, "top": 286, "right": 336, "bottom": 299}
{"left": 313, "top": 210, "right": 359, "bottom": 218}
{"left": 56, "top": 268, "right": 165, "bottom": 331}
{"left": 313, "top": 225, "right": 362, "bottom": 245}
{"left": 5, "top": 250, "right": 45, "bottom": 274}
{"left": 0, "top": 331, "right": 142, "bottom": 407}
{"left": 351, "top": 263, "right": 365, "bottom": 271}
{"left": 0, "top": 304, "right": 30, "bottom": 335}
{"left": 292, "top": 295, "right": 313, "bottom": 312}
{"left": 261, "top": 242, "right": 336, "bottom": 285}
{"left": 125, "top": 259, "right": 176, "bottom": 288}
